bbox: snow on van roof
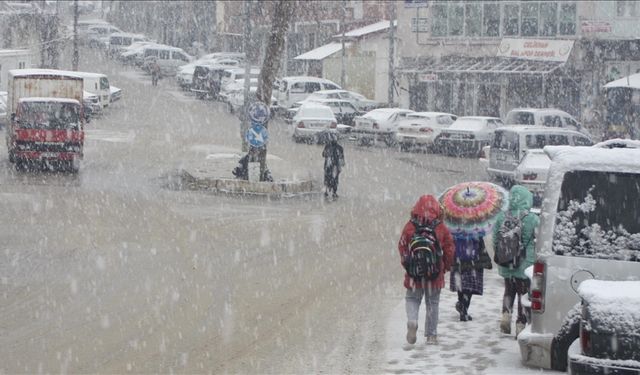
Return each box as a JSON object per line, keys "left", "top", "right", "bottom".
{"left": 110, "top": 32, "right": 146, "bottom": 39}
{"left": 603, "top": 73, "right": 640, "bottom": 90}
{"left": 19, "top": 97, "right": 80, "bottom": 104}
{"left": 496, "top": 125, "right": 583, "bottom": 134}
{"left": 508, "top": 108, "right": 573, "bottom": 115}
{"left": 545, "top": 145, "right": 640, "bottom": 174}
{"left": 9, "top": 69, "right": 84, "bottom": 79}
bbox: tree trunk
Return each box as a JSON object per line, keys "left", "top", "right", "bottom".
{"left": 254, "top": 0, "right": 296, "bottom": 181}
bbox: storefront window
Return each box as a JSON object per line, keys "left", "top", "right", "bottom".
{"left": 540, "top": 3, "right": 557, "bottom": 36}
{"left": 431, "top": 4, "right": 448, "bottom": 37}
{"left": 521, "top": 2, "right": 539, "bottom": 36}
{"left": 449, "top": 3, "right": 464, "bottom": 36}
{"left": 503, "top": 4, "right": 520, "bottom": 36}
{"left": 465, "top": 4, "right": 482, "bottom": 37}
{"left": 483, "top": 3, "right": 500, "bottom": 37}
{"left": 559, "top": 3, "right": 576, "bottom": 35}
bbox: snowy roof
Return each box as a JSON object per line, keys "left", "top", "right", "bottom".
{"left": 10, "top": 69, "right": 83, "bottom": 80}
{"left": 545, "top": 145, "right": 640, "bottom": 174}
{"left": 294, "top": 42, "right": 350, "bottom": 61}
{"left": 496, "top": 125, "right": 584, "bottom": 134}
{"left": 603, "top": 73, "right": 640, "bottom": 90}
{"left": 335, "top": 20, "right": 397, "bottom": 38}
{"left": 578, "top": 280, "right": 640, "bottom": 332}
{"left": 0, "top": 49, "right": 31, "bottom": 57}
{"left": 19, "top": 97, "right": 80, "bottom": 104}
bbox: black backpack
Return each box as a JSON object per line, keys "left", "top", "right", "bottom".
{"left": 494, "top": 212, "right": 529, "bottom": 268}
{"left": 404, "top": 220, "right": 443, "bottom": 281}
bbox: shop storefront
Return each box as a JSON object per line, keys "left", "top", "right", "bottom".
{"left": 400, "top": 38, "right": 580, "bottom": 119}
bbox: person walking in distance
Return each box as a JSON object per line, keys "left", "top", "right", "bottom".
{"left": 151, "top": 60, "right": 160, "bottom": 86}
{"left": 322, "top": 133, "right": 344, "bottom": 199}
{"left": 493, "top": 185, "right": 539, "bottom": 337}
{"left": 398, "top": 195, "right": 455, "bottom": 345}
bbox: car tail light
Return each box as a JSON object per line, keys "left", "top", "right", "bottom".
{"left": 580, "top": 322, "right": 591, "bottom": 354}
{"left": 330, "top": 121, "right": 337, "bottom": 129}
{"left": 297, "top": 122, "right": 305, "bottom": 128}
{"left": 523, "top": 173, "right": 538, "bottom": 181}
{"left": 419, "top": 127, "right": 433, "bottom": 133}
{"left": 530, "top": 262, "right": 546, "bottom": 313}
{"left": 373, "top": 122, "right": 379, "bottom": 129}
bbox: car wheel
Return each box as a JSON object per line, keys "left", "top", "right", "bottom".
{"left": 399, "top": 143, "right": 410, "bottom": 152}
{"left": 384, "top": 135, "right": 398, "bottom": 148}
{"left": 551, "top": 304, "right": 581, "bottom": 372}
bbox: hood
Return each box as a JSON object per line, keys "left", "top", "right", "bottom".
{"left": 509, "top": 185, "right": 533, "bottom": 212}
{"left": 411, "top": 195, "right": 442, "bottom": 223}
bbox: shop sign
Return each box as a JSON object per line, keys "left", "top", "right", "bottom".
{"left": 581, "top": 20, "right": 612, "bottom": 34}
{"left": 497, "top": 38, "right": 574, "bottom": 63}
{"left": 404, "top": 0, "right": 428, "bottom": 7}
{"left": 419, "top": 73, "right": 438, "bottom": 82}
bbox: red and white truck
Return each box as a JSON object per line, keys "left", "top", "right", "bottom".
{"left": 5, "top": 69, "right": 85, "bottom": 172}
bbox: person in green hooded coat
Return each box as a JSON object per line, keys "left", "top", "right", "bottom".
{"left": 492, "top": 185, "right": 539, "bottom": 337}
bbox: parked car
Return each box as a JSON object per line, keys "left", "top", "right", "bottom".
{"left": 220, "top": 67, "right": 261, "bottom": 94}
{"left": 190, "top": 62, "right": 239, "bottom": 99}
{"left": 303, "top": 89, "right": 380, "bottom": 112}
{"left": 504, "top": 108, "right": 588, "bottom": 135}
{"left": 487, "top": 126, "right": 593, "bottom": 183}
{"left": 273, "top": 76, "right": 341, "bottom": 110}
{"left": 177, "top": 55, "right": 240, "bottom": 90}
{"left": 518, "top": 146, "right": 640, "bottom": 371}
{"left": 352, "top": 108, "right": 414, "bottom": 146}
{"left": 395, "top": 112, "right": 457, "bottom": 152}
{"left": 568, "top": 280, "right": 640, "bottom": 375}
{"left": 0, "top": 91, "right": 7, "bottom": 127}
{"left": 292, "top": 103, "right": 337, "bottom": 143}
{"left": 226, "top": 85, "right": 278, "bottom": 116}
{"left": 513, "top": 149, "right": 550, "bottom": 206}
{"left": 83, "top": 91, "right": 102, "bottom": 118}
{"left": 107, "top": 33, "right": 148, "bottom": 58}
{"left": 117, "top": 41, "right": 153, "bottom": 65}
{"left": 86, "top": 24, "right": 122, "bottom": 49}
{"left": 298, "top": 98, "right": 362, "bottom": 126}
{"left": 109, "top": 86, "right": 122, "bottom": 103}
{"left": 436, "top": 116, "right": 503, "bottom": 157}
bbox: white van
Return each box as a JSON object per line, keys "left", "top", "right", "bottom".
{"left": 141, "top": 44, "right": 192, "bottom": 76}
{"left": 504, "top": 108, "right": 588, "bottom": 135}
{"left": 74, "top": 72, "right": 111, "bottom": 108}
{"left": 220, "top": 67, "right": 261, "bottom": 92}
{"left": 274, "top": 76, "right": 341, "bottom": 110}
{"left": 517, "top": 146, "right": 640, "bottom": 371}
{"left": 487, "top": 126, "right": 593, "bottom": 183}
{"left": 108, "top": 33, "right": 148, "bottom": 57}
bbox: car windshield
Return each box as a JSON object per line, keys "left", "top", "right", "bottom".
{"left": 298, "top": 106, "right": 334, "bottom": 118}
{"left": 553, "top": 171, "right": 640, "bottom": 261}
{"left": 99, "top": 77, "right": 109, "bottom": 90}
{"left": 18, "top": 102, "right": 81, "bottom": 130}
{"left": 525, "top": 134, "right": 570, "bottom": 148}
{"left": 449, "top": 118, "right": 485, "bottom": 131}
{"left": 505, "top": 111, "right": 535, "bottom": 125}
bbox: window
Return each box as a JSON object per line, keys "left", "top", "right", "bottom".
{"left": 505, "top": 111, "right": 535, "bottom": 125}
{"left": 99, "top": 77, "right": 109, "bottom": 90}
{"left": 483, "top": 3, "right": 500, "bottom": 37}
{"left": 548, "top": 134, "right": 569, "bottom": 145}
{"left": 465, "top": 4, "right": 482, "bottom": 37}
{"left": 323, "top": 83, "right": 340, "bottom": 90}
{"left": 448, "top": 3, "right": 464, "bottom": 36}
{"left": 493, "top": 131, "right": 519, "bottom": 153}
{"left": 173, "top": 51, "right": 189, "bottom": 62}
{"left": 573, "top": 136, "right": 593, "bottom": 146}
{"left": 559, "top": 3, "right": 576, "bottom": 35}
{"left": 305, "top": 82, "right": 321, "bottom": 93}
{"left": 564, "top": 116, "right": 578, "bottom": 127}
{"left": 521, "top": 2, "right": 539, "bottom": 36}
{"left": 341, "top": 102, "right": 356, "bottom": 113}
{"left": 159, "top": 50, "right": 170, "bottom": 60}
{"left": 411, "top": 17, "right": 428, "bottom": 32}
{"left": 291, "top": 82, "right": 305, "bottom": 93}
{"left": 503, "top": 4, "right": 519, "bottom": 36}
{"left": 431, "top": 4, "right": 448, "bottom": 37}
{"left": 616, "top": 0, "right": 637, "bottom": 17}
{"left": 542, "top": 115, "right": 562, "bottom": 127}
{"left": 540, "top": 3, "right": 557, "bottom": 36}
{"left": 617, "top": 1, "right": 626, "bottom": 16}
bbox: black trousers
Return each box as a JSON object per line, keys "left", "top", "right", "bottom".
{"left": 502, "top": 277, "right": 531, "bottom": 324}
{"left": 324, "top": 167, "right": 340, "bottom": 195}
{"left": 457, "top": 292, "right": 472, "bottom": 315}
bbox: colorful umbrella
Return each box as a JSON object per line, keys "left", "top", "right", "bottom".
{"left": 438, "top": 181, "right": 509, "bottom": 234}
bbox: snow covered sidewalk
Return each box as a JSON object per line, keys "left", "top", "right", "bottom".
{"left": 383, "top": 267, "right": 555, "bottom": 374}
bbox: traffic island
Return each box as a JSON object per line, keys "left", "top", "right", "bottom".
{"left": 177, "top": 148, "right": 318, "bottom": 197}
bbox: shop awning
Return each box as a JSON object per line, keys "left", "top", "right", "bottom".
{"left": 399, "top": 56, "right": 565, "bottom": 75}
{"left": 294, "top": 42, "right": 351, "bottom": 61}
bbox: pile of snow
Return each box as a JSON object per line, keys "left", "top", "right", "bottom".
{"left": 578, "top": 280, "right": 640, "bottom": 333}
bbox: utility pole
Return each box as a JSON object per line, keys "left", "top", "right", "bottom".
{"left": 387, "top": 1, "right": 395, "bottom": 106}
{"left": 340, "top": 0, "right": 346, "bottom": 88}
{"left": 72, "top": 0, "right": 79, "bottom": 71}
{"left": 240, "top": 0, "right": 252, "bottom": 152}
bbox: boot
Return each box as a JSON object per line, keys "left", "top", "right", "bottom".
{"left": 500, "top": 312, "right": 512, "bottom": 334}
{"left": 406, "top": 321, "right": 418, "bottom": 344}
{"left": 515, "top": 322, "right": 526, "bottom": 338}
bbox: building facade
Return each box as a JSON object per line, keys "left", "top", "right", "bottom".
{"left": 396, "top": 0, "right": 640, "bottom": 133}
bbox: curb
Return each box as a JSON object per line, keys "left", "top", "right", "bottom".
{"left": 179, "top": 169, "right": 317, "bottom": 197}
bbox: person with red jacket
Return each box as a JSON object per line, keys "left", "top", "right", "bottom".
{"left": 398, "top": 194, "right": 455, "bottom": 345}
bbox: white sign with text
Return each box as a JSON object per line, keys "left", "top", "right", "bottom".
{"left": 497, "top": 38, "right": 574, "bottom": 63}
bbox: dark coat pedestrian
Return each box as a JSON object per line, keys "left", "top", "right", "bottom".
{"left": 322, "top": 136, "right": 344, "bottom": 198}
{"left": 151, "top": 61, "right": 160, "bottom": 86}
